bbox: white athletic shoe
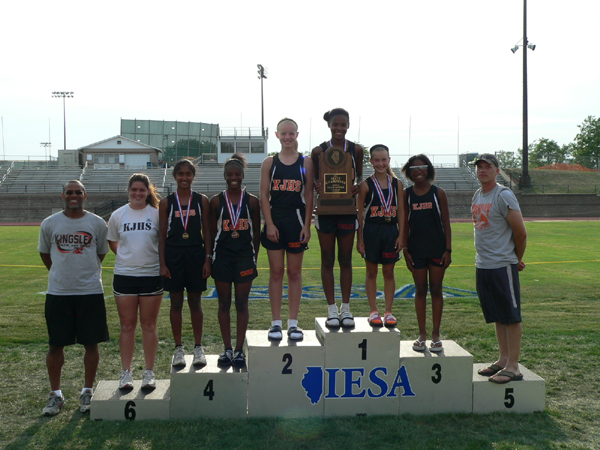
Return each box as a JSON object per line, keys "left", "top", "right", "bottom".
{"left": 119, "top": 369, "right": 134, "bottom": 390}
{"left": 79, "top": 389, "right": 92, "bottom": 414}
{"left": 43, "top": 392, "right": 65, "bottom": 416}
{"left": 141, "top": 369, "right": 156, "bottom": 390}
{"left": 192, "top": 346, "right": 207, "bottom": 366}
{"left": 172, "top": 346, "right": 186, "bottom": 367}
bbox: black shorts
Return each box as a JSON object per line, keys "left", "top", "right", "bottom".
{"left": 45, "top": 293, "right": 110, "bottom": 347}
{"left": 212, "top": 255, "right": 258, "bottom": 284}
{"left": 411, "top": 255, "right": 445, "bottom": 270}
{"left": 113, "top": 274, "right": 164, "bottom": 297}
{"left": 315, "top": 214, "right": 357, "bottom": 236}
{"left": 362, "top": 222, "right": 400, "bottom": 265}
{"left": 163, "top": 245, "right": 207, "bottom": 293}
{"left": 476, "top": 264, "right": 522, "bottom": 324}
{"left": 261, "top": 209, "right": 308, "bottom": 253}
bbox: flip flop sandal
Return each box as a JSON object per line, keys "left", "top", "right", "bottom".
{"left": 430, "top": 340, "right": 444, "bottom": 352}
{"left": 412, "top": 339, "right": 426, "bottom": 352}
{"left": 477, "top": 364, "right": 504, "bottom": 377}
{"left": 489, "top": 370, "right": 524, "bottom": 384}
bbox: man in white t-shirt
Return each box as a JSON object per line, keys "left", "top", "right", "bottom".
{"left": 38, "top": 180, "right": 109, "bottom": 415}
{"left": 471, "top": 154, "right": 527, "bottom": 384}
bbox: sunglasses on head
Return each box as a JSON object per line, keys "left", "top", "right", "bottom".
{"left": 409, "top": 165, "right": 428, "bottom": 170}
{"left": 64, "top": 190, "right": 84, "bottom": 195}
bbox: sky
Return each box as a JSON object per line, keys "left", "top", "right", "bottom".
{"left": 1, "top": 0, "right": 598, "bottom": 168}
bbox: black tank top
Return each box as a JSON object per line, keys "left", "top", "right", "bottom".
{"left": 363, "top": 175, "right": 399, "bottom": 225}
{"left": 268, "top": 153, "right": 307, "bottom": 214}
{"left": 213, "top": 190, "right": 255, "bottom": 258}
{"left": 406, "top": 185, "right": 446, "bottom": 257}
{"left": 166, "top": 191, "right": 205, "bottom": 247}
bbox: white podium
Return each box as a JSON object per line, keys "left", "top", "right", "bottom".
{"left": 398, "top": 340, "right": 473, "bottom": 415}
{"left": 90, "top": 380, "right": 170, "bottom": 421}
{"left": 472, "top": 363, "right": 545, "bottom": 413}
{"left": 169, "top": 355, "right": 248, "bottom": 419}
{"left": 315, "top": 317, "right": 401, "bottom": 417}
{"left": 246, "top": 330, "right": 325, "bottom": 418}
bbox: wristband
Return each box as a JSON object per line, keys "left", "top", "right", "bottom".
{"left": 206, "top": 254, "right": 213, "bottom": 259}
{"left": 445, "top": 249, "right": 452, "bottom": 253}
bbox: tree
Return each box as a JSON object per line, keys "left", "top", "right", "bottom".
{"left": 527, "top": 138, "right": 571, "bottom": 168}
{"left": 572, "top": 116, "right": 600, "bottom": 169}
{"left": 496, "top": 150, "right": 521, "bottom": 169}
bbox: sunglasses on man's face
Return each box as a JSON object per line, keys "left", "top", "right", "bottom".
{"left": 64, "top": 190, "right": 84, "bottom": 195}
{"left": 409, "top": 165, "right": 428, "bottom": 170}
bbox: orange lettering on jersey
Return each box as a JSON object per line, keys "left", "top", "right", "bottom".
{"left": 175, "top": 210, "right": 197, "bottom": 218}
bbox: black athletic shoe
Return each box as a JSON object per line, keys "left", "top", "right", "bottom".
{"left": 232, "top": 350, "right": 246, "bottom": 367}
{"left": 218, "top": 349, "right": 233, "bottom": 366}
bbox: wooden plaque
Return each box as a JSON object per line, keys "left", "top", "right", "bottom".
{"left": 315, "top": 147, "right": 357, "bottom": 215}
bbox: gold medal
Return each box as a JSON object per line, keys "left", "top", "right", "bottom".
{"left": 182, "top": 232, "right": 189, "bottom": 239}
{"left": 385, "top": 216, "right": 391, "bottom": 223}
{"left": 231, "top": 231, "right": 239, "bottom": 239}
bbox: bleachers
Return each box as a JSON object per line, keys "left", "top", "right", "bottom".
{"left": 0, "top": 165, "right": 504, "bottom": 197}
{"left": 0, "top": 168, "right": 82, "bottom": 194}
{"left": 81, "top": 168, "right": 167, "bottom": 194}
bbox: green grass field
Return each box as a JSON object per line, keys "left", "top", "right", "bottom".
{"left": 0, "top": 222, "right": 599, "bottom": 449}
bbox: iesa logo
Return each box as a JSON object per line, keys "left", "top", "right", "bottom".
{"left": 301, "top": 365, "right": 415, "bottom": 404}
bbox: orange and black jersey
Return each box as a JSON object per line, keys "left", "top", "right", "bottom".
{"left": 363, "top": 176, "right": 400, "bottom": 225}
{"left": 267, "top": 153, "right": 308, "bottom": 214}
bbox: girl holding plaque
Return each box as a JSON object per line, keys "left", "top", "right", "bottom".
{"left": 159, "top": 159, "right": 212, "bottom": 367}
{"left": 401, "top": 154, "right": 452, "bottom": 353}
{"left": 356, "top": 145, "right": 406, "bottom": 327}
{"left": 209, "top": 154, "right": 261, "bottom": 367}
{"left": 260, "top": 118, "right": 314, "bottom": 341}
{"left": 311, "top": 108, "right": 364, "bottom": 328}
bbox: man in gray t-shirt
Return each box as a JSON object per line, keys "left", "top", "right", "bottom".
{"left": 471, "top": 154, "right": 527, "bottom": 384}
{"left": 37, "top": 180, "right": 109, "bottom": 416}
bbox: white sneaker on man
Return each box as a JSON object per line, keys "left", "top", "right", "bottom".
{"left": 43, "top": 392, "right": 65, "bottom": 416}
{"left": 192, "top": 346, "right": 207, "bottom": 366}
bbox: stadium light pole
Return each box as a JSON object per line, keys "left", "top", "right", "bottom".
{"left": 52, "top": 91, "right": 74, "bottom": 150}
{"left": 40, "top": 142, "right": 52, "bottom": 161}
{"left": 511, "top": 0, "right": 535, "bottom": 188}
{"left": 257, "top": 65, "right": 267, "bottom": 137}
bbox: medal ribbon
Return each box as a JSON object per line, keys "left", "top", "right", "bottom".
{"left": 225, "top": 190, "right": 243, "bottom": 232}
{"left": 175, "top": 190, "right": 192, "bottom": 234}
{"left": 372, "top": 175, "right": 394, "bottom": 218}
{"left": 329, "top": 139, "right": 347, "bottom": 152}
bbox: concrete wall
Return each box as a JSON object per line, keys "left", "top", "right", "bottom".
{"left": 2, "top": 191, "right": 600, "bottom": 223}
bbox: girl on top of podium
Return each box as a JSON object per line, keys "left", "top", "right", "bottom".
{"left": 310, "top": 108, "right": 364, "bottom": 329}
{"left": 401, "top": 154, "right": 452, "bottom": 353}
{"left": 260, "top": 118, "right": 314, "bottom": 341}
{"left": 159, "top": 159, "right": 212, "bottom": 368}
{"left": 108, "top": 174, "right": 163, "bottom": 391}
{"left": 209, "top": 153, "right": 261, "bottom": 367}
{"left": 356, "top": 145, "right": 406, "bottom": 327}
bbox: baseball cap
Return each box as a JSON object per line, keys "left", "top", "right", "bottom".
{"left": 473, "top": 153, "right": 499, "bottom": 167}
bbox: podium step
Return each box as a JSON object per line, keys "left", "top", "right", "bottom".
{"left": 472, "top": 363, "right": 545, "bottom": 413}
{"left": 399, "top": 340, "right": 473, "bottom": 414}
{"left": 170, "top": 354, "right": 248, "bottom": 419}
{"left": 315, "top": 317, "right": 402, "bottom": 417}
{"left": 90, "top": 379, "right": 170, "bottom": 421}
{"left": 246, "top": 329, "right": 325, "bottom": 418}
